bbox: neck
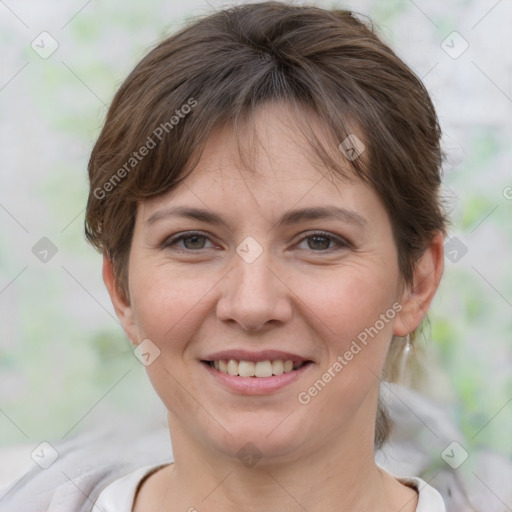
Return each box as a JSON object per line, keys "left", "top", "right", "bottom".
{"left": 139, "top": 414, "right": 416, "bottom": 512}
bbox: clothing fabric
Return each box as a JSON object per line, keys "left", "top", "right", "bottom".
{"left": 0, "top": 418, "right": 173, "bottom": 512}
{"left": 93, "top": 462, "right": 446, "bottom": 512}
{"left": 93, "top": 463, "right": 168, "bottom": 512}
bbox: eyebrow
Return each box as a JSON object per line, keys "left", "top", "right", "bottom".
{"left": 145, "top": 205, "right": 368, "bottom": 229}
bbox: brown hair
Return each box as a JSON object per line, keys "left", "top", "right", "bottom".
{"left": 85, "top": 1, "right": 448, "bottom": 449}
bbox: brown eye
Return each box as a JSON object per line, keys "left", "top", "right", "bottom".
{"left": 163, "top": 231, "right": 213, "bottom": 252}
{"left": 295, "top": 231, "right": 349, "bottom": 252}
{"left": 181, "top": 234, "right": 207, "bottom": 250}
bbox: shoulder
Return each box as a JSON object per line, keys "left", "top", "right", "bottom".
{"left": 0, "top": 421, "right": 172, "bottom": 512}
{"left": 396, "top": 476, "right": 447, "bottom": 512}
{"left": 94, "top": 463, "right": 169, "bottom": 512}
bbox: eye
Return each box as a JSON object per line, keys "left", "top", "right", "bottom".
{"left": 162, "top": 231, "right": 215, "bottom": 252}
{"left": 161, "top": 230, "right": 350, "bottom": 253}
{"left": 295, "top": 231, "right": 350, "bottom": 252}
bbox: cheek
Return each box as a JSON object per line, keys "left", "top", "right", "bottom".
{"left": 128, "top": 266, "right": 211, "bottom": 412}
{"left": 296, "top": 271, "right": 398, "bottom": 416}
{"left": 129, "top": 262, "right": 217, "bottom": 347}
{"left": 130, "top": 255, "right": 399, "bottom": 350}
{"left": 300, "top": 264, "right": 399, "bottom": 347}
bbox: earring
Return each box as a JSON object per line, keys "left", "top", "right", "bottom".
{"left": 404, "top": 333, "right": 412, "bottom": 355}
{"left": 398, "top": 334, "right": 412, "bottom": 383}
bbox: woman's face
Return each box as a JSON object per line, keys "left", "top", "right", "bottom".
{"left": 108, "top": 102, "right": 435, "bottom": 464}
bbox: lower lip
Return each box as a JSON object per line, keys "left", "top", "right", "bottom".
{"left": 201, "top": 361, "right": 313, "bottom": 395}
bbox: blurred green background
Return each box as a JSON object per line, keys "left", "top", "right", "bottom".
{"left": 0, "top": 0, "right": 510, "bottom": 461}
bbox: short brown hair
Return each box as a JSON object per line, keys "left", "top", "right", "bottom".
{"left": 85, "top": 1, "right": 448, "bottom": 448}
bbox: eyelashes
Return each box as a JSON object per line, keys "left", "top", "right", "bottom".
{"left": 162, "top": 231, "right": 213, "bottom": 251}
{"left": 161, "top": 230, "right": 351, "bottom": 254}
{"left": 295, "top": 231, "right": 350, "bottom": 251}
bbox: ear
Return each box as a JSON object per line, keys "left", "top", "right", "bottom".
{"left": 393, "top": 232, "right": 445, "bottom": 337}
{"left": 102, "top": 255, "right": 139, "bottom": 343}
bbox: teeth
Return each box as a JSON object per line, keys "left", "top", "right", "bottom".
{"left": 238, "top": 360, "right": 255, "bottom": 377}
{"left": 272, "top": 360, "right": 284, "bottom": 375}
{"left": 227, "top": 359, "right": 238, "bottom": 376}
{"left": 209, "top": 359, "right": 305, "bottom": 377}
{"left": 255, "top": 360, "right": 272, "bottom": 378}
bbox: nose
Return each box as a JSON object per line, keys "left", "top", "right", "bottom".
{"left": 216, "top": 249, "right": 292, "bottom": 332}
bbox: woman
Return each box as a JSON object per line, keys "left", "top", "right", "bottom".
{"left": 4, "top": 2, "right": 449, "bottom": 510}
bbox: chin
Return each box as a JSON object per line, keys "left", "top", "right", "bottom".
{"left": 199, "top": 412, "right": 311, "bottom": 464}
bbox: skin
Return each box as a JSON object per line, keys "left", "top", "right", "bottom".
{"left": 103, "top": 101, "right": 444, "bottom": 512}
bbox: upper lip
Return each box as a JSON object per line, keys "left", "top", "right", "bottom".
{"left": 202, "top": 349, "right": 312, "bottom": 363}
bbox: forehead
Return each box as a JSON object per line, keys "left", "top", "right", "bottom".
{"left": 212, "top": 100, "right": 362, "bottom": 178}
{"left": 137, "top": 100, "right": 378, "bottom": 222}
{"left": 160, "top": 102, "right": 357, "bottom": 191}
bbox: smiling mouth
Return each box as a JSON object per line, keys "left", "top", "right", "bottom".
{"left": 201, "top": 359, "right": 312, "bottom": 378}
